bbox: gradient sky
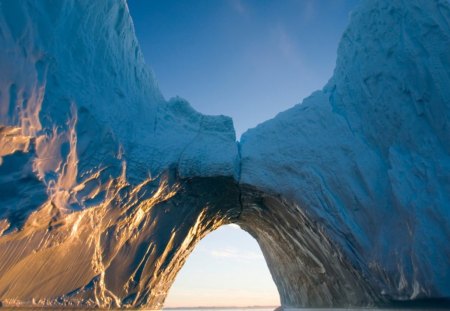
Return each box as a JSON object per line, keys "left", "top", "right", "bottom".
{"left": 164, "top": 225, "right": 279, "bottom": 307}
{"left": 127, "top": 0, "right": 360, "bottom": 307}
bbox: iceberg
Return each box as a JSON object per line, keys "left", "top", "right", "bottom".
{"left": 0, "top": 0, "right": 449, "bottom": 308}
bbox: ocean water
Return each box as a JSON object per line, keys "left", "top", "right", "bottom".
{"left": 4, "top": 308, "right": 441, "bottom": 310}
{"left": 163, "top": 309, "right": 277, "bottom": 311}
{"left": 162, "top": 308, "right": 445, "bottom": 311}
{"left": 163, "top": 309, "right": 276, "bottom": 311}
{"left": 1, "top": 308, "right": 446, "bottom": 310}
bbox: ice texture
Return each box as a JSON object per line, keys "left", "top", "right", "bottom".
{"left": 0, "top": 0, "right": 449, "bottom": 309}
{"left": 240, "top": 0, "right": 450, "bottom": 305}
{"left": 0, "top": 0, "right": 238, "bottom": 224}
{"left": 0, "top": 0, "right": 238, "bottom": 308}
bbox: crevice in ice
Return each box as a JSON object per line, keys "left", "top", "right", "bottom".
{"left": 176, "top": 115, "right": 205, "bottom": 175}
{"left": 235, "top": 142, "right": 244, "bottom": 219}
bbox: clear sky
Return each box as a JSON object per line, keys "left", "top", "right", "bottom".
{"left": 127, "top": 0, "right": 360, "bottom": 307}
{"left": 128, "top": 0, "right": 360, "bottom": 137}
{"left": 164, "top": 225, "right": 279, "bottom": 307}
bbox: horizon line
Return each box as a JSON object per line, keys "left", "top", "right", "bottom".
{"left": 163, "top": 306, "right": 279, "bottom": 310}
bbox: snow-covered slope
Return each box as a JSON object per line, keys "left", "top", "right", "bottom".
{"left": 0, "top": 0, "right": 449, "bottom": 309}
{"left": 240, "top": 0, "right": 450, "bottom": 305}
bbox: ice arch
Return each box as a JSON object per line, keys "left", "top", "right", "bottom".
{"left": 163, "top": 224, "right": 279, "bottom": 308}
{"left": 0, "top": 0, "right": 450, "bottom": 309}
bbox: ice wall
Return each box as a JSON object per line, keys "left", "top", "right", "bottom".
{"left": 240, "top": 0, "right": 450, "bottom": 305}
{"left": 0, "top": 0, "right": 238, "bottom": 229}
{"left": 0, "top": 0, "right": 238, "bottom": 308}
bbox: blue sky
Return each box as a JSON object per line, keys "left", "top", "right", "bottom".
{"left": 127, "top": 0, "right": 360, "bottom": 307}
{"left": 128, "top": 0, "right": 359, "bottom": 137}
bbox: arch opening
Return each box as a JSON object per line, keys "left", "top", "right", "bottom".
{"left": 163, "top": 224, "right": 280, "bottom": 308}
{"left": 151, "top": 178, "right": 378, "bottom": 309}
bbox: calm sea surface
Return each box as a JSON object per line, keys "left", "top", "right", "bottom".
{"left": 162, "top": 308, "right": 444, "bottom": 311}
{"left": 163, "top": 308, "right": 448, "bottom": 311}
{"left": 1, "top": 308, "right": 447, "bottom": 310}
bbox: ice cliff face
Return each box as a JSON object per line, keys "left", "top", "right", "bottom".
{"left": 240, "top": 0, "right": 450, "bottom": 306}
{"left": 0, "top": 0, "right": 449, "bottom": 309}
{"left": 0, "top": 0, "right": 238, "bottom": 308}
{"left": 0, "top": 0, "right": 238, "bottom": 229}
